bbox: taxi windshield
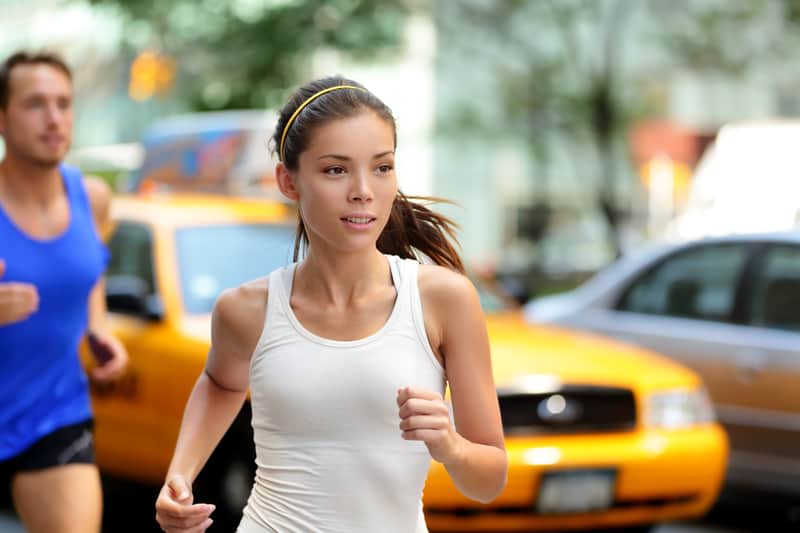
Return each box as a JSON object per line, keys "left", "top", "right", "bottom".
{"left": 175, "top": 224, "right": 296, "bottom": 314}
{"left": 175, "top": 224, "right": 514, "bottom": 315}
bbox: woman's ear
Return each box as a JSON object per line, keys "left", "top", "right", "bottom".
{"left": 275, "top": 162, "right": 300, "bottom": 201}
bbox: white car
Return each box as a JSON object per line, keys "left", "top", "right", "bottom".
{"left": 524, "top": 231, "right": 800, "bottom": 497}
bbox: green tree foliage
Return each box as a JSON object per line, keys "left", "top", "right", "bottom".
{"left": 91, "top": 0, "right": 410, "bottom": 110}
{"left": 436, "top": 0, "right": 800, "bottom": 255}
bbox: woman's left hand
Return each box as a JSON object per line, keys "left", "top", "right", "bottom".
{"left": 397, "top": 386, "right": 463, "bottom": 465}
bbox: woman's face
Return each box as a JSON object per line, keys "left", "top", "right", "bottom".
{"left": 292, "top": 110, "right": 397, "bottom": 255}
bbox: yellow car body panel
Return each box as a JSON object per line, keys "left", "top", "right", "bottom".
{"left": 425, "top": 427, "right": 727, "bottom": 531}
{"left": 84, "top": 194, "right": 728, "bottom": 531}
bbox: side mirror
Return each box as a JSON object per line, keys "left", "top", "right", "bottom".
{"left": 106, "top": 275, "right": 164, "bottom": 321}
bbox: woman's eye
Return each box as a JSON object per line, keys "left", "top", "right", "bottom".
{"left": 377, "top": 164, "right": 393, "bottom": 173}
{"left": 325, "top": 167, "right": 346, "bottom": 176}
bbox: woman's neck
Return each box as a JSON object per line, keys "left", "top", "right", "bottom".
{"left": 295, "top": 248, "right": 391, "bottom": 307}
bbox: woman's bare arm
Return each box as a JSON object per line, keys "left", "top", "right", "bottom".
{"left": 401, "top": 265, "right": 507, "bottom": 503}
{"left": 156, "top": 279, "right": 266, "bottom": 532}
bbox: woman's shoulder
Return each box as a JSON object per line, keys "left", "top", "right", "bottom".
{"left": 417, "top": 263, "right": 478, "bottom": 309}
{"left": 212, "top": 276, "right": 270, "bottom": 347}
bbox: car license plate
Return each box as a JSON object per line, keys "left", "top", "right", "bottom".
{"left": 536, "top": 469, "right": 616, "bottom": 514}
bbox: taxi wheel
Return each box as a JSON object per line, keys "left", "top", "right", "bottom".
{"left": 194, "top": 403, "right": 256, "bottom": 532}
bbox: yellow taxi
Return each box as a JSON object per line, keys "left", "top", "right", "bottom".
{"left": 86, "top": 194, "right": 728, "bottom": 532}
{"left": 424, "top": 300, "right": 728, "bottom": 532}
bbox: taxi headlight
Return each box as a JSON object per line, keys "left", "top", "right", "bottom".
{"left": 645, "top": 388, "right": 715, "bottom": 429}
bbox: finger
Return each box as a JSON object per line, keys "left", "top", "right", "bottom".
{"left": 401, "top": 428, "right": 440, "bottom": 442}
{"left": 0, "top": 283, "right": 38, "bottom": 303}
{"left": 8, "top": 284, "right": 39, "bottom": 312}
{"left": 399, "top": 415, "right": 449, "bottom": 431}
{"left": 157, "top": 509, "right": 213, "bottom": 529}
{"left": 29, "top": 284, "right": 39, "bottom": 309}
{"left": 92, "top": 350, "right": 126, "bottom": 380}
{"left": 396, "top": 387, "right": 409, "bottom": 407}
{"left": 0, "top": 284, "right": 39, "bottom": 324}
{"left": 91, "top": 365, "right": 116, "bottom": 382}
{"left": 400, "top": 387, "right": 443, "bottom": 402}
{"left": 90, "top": 357, "right": 121, "bottom": 381}
{"left": 0, "top": 259, "right": 5, "bottom": 278}
{"left": 157, "top": 503, "right": 215, "bottom": 521}
{"left": 398, "top": 398, "right": 448, "bottom": 419}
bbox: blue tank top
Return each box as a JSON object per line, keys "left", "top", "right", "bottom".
{"left": 0, "top": 164, "right": 109, "bottom": 460}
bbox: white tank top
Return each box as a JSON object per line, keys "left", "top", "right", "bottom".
{"left": 238, "top": 255, "right": 446, "bottom": 533}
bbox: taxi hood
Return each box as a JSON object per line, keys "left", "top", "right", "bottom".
{"left": 486, "top": 312, "right": 700, "bottom": 392}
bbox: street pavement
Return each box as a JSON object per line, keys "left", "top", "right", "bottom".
{"left": 0, "top": 510, "right": 757, "bottom": 533}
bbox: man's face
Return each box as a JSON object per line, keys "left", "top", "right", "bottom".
{"left": 0, "top": 63, "right": 73, "bottom": 167}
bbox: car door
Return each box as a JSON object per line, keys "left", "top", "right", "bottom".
{"left": 92, "top": 220, "right": 175, "bottom": 481}
{"left": 724, "top": 242, "right": 800, "bottom": 492}
{"left": 574, "top": 243, "right": 758, "bottom": 450}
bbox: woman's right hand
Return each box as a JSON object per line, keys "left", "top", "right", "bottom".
{"left": 155, "top": 475, "right": 216, "bottom": 533}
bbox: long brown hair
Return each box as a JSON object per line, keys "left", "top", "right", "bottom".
{"left": 273, "top": 76, "right": 465, "bottom": 274}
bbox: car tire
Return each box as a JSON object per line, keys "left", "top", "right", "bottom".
{"left": 194, "top": 403, "right": 256, "bottom": 533}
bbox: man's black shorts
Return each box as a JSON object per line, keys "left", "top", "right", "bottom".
{"left": 0, "top": 419, "right": 95, "bottom": 503}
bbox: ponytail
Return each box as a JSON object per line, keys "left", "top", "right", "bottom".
{"left": 292, "top": 191, "right": 465, "bottom": 274}
{"left": 378, "top": 192, "right": 465, "bottom": 274}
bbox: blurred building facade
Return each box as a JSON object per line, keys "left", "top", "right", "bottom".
{"left": 4, "top": 1, "right": 800, "bottom": 273}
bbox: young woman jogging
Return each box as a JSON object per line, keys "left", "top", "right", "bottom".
{"left": 155, "top": 76, "right": 507, "bottom": 533}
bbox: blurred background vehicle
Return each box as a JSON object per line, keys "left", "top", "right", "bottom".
{"left": 128, "top": 110, "right": 280, "bottom": 196}
{"left": 666, "top": 120, "right": 800, "bottom": 241}
{"left": 426, "top": 283, "right": 728, "bottom": 533}
{"left": 85, "top": 194, "right": 727, "bottom": 533}
{"left": 525, "top": 232, "right": 800, "bottom": 500}
{"left": 67, "top": 142, "right": 144, "bottom": 190}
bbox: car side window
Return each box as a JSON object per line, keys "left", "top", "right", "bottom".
{"left": 749, "top": 244, "right": 800, "bottom": 332}
{"left": 106, "top": 222, "right": 156, "bottom": 294}
{"left": 617, "top": 244, "right": 748, "bottom": 322}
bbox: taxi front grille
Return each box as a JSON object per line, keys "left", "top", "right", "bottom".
{"left": 498, "top": 385, "right": 637, "bottom": 434}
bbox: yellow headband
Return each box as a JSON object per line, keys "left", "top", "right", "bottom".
{"left": 279, "top": 84, "right": 368, "bottom": 162}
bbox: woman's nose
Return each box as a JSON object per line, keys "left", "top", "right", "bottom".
{"left": 349, "top": 173, "right": 373, "bottom": 202}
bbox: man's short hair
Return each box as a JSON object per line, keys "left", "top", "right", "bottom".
{"left": 0, "top": 51, "right": 72, "bottom": 109}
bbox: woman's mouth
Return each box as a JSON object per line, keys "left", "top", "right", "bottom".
{"left": 341, "top": 215, "right": 376, "bottom": 229}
